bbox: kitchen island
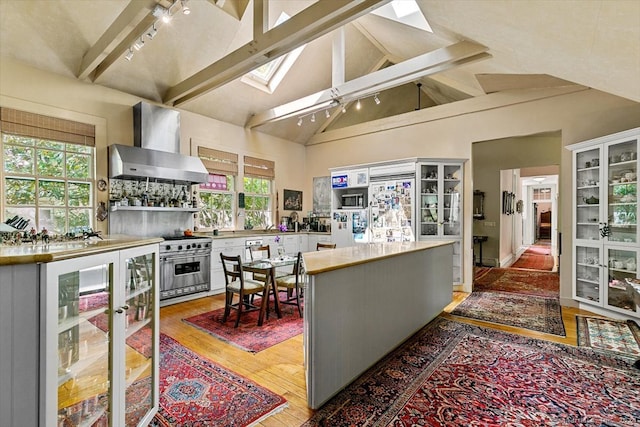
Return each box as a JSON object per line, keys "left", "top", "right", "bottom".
{"left": 301, "top": 240, "right": 454, "bottom": 409}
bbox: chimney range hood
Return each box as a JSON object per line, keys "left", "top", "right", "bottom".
{"left": 109, "top": 102, "right": 208, "bottom": 185}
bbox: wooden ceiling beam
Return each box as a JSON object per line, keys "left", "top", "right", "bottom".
{"left": 77, "top": 0, "right": 159, "bottom": 81}
{"left": 245, "top": 41, "right": 491, "bottom": 128}
{"left": 163, "top": 0, "right": 391, "bottom": 106}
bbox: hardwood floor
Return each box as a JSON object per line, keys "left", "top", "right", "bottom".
{"left": 159, "top": 290, "right": 605, "bottom": 426}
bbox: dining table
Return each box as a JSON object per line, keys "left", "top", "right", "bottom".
{"left": 242, "top": 255, "right": 298, "bottom": 326}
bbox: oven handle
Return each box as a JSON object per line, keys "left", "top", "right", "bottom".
{"left": 160, "top": 253, "right": 211, "bottom": 262}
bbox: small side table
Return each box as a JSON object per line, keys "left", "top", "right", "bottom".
{"left": 473, "top": 235, "right": 488, "bottom": 267}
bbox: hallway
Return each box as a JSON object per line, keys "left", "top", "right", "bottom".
{"left": 509, "top": 239, "right": 557, "bottom": 272}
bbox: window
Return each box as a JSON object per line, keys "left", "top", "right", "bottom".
{"left": 2, "top": 134, "right": 94, "bottom": 234}
{"left": 241, "top": 12, "right": 306, "bottom": 94}
{"left": 196, "top": 147, "right": 238, "bottom": 231}
{"left": 198, "top": 174, "right": 235, "bottom": 230}
{"left": 243, "top": 176, "right": 271, "bottom": 229}
{"left": 533, "top": 187, "right": 552, "bottom": 201}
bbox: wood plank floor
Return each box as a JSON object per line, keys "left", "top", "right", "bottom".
{"left": 159, "top": 290, "right": 606, "bottom": 426}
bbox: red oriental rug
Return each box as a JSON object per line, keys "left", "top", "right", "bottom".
{"left": 303, "top": 318, "right": 640, "bottom": 426}
{"left": 450, "top": 291, "right": 566, "bottom": 336}
{"left": 510, "top": 244, "right": 554, "bottom": 271}
{"left": 183, "top": 297, "right": 303, "bottom": 352}
{"left": 154, "top": 333, "right": 287, "bottom": 426}
{"left": 61, "top": 334, "right": 288, "bottom": 426}
{"left": 473, "top": 267, "right": 559, "bottom": 297}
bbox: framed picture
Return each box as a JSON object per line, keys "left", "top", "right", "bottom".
{"left": 283, "top": 189, "right": 303, "bottom": 211}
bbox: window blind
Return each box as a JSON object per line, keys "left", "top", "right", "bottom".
{"left": 0, "top": 107, "right": 95, "bottom": 146}
{"left": 244, "top": 155, "right": 275, "bottom": 179}
{"left": 198, "top": 146, "right": 238, "bottom": 175}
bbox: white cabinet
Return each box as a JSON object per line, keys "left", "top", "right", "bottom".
{"left": 416, "top": 161, "right": 464, "bottom": 284}
{"left": 210, "top": 237, "right": 245, "bottom": 294}
{"left": 569, "top": 128, "right": 639, "bottom": 318}
{"left": 36, "top": 243, "right": 160, "bottom": 427}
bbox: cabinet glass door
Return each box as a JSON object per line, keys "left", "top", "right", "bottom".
{"left": 123, "top": 252, "right": 156, "bottom": 426}
{"left": 605, "top": 247, "right": 638, "bottom": 314}
{"left": 606, "top": 138, "right": 638, "bottom": 244}
{"left": 57, "top": 263, "right": 112, "bottom": 426}
{"left": 419, "top": 164, "right": 439, "bottom": 236}
{"left": 442, "top": 164, "right": 462, "bottom": 237}
{"left": 574, "top": 245, "right": 602, "bottom": 303}
{"left": 575, "top": 147, "right": 602, "bottom": 241}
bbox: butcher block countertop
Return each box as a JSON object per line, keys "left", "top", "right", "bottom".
{"left": 0, "top": 235, "right": 163, "bottom": 265}
{"left": 302, "top": 240, "right": 454, "bottom": 275}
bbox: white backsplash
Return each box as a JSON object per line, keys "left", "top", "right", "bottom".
{"left": 108, "top": 210, "right": 194, "bottom": 237}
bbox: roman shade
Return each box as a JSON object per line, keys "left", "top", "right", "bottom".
{"left": 198, "top": 146, "right": 238, "bottom": 175}
{"left": 244, "top": 155, "right": 275, "bottom": 179}
{"left": 0, "top": 107, "right": 95, "bottom": 146}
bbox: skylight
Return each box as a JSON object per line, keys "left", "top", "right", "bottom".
{"left": 371, "top": 0, "right": 432, "bottom": 32}
{"left": 242, "top": 12, "right": 306, "bottom": 94}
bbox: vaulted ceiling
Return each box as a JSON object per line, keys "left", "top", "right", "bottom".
{"left": 1, "top": 0, "right": 639, "bottom": 144}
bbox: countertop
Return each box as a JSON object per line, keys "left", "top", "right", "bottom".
{"left": 0, "top": 235, "right": 163, "bottom": 265}
{"left": 302, "top": 240, "right": 454, "bottom": 275}
{"left": 194, "top": 230, "right": 331, "bottom": 239}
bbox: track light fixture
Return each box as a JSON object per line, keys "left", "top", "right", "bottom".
{"left": 342, "top": 104, "right": 347, "bottom": 113}
{"left": 374, "top": 94, "right": 380, "bottom": 105}
{"left": 124, "top": 48, "right": 134, "bottom": 61}
{"left": 356, "top": 99, "right": 361, "bottom": 110}
{"left": 181, "top": 0, "right": 191, "bottom": 14}
{"left": 311, "top": 113, "right": 316, "bottom": 123}
{"left": 133, "top": 36, "right": 145, "bottom": 51}
{"left": 325, "top": 109, "right": 331, "bottom": 119}
{"left": 147, "top": 23, "right": 158, "bottom": 39}
{"left": 297, "top": 118, "right": 302, "bottom": 126}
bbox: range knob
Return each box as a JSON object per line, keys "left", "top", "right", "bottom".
{"left": 197, "top": 244, "right": 202, "bottom": 248}
{"left": 165, "top": 245, "right": 171, "bottom": 251}
{"left": 178, "top": 245, "right": 183, "bottom": 250}
{"left": 186, "top": 244, "right": 191, "bottom": 250}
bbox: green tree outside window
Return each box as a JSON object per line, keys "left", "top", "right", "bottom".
{"left": 2, "top": 134, "right": 94, "bottom": 234}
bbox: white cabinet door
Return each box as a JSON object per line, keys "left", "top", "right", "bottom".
{"left": 41, "top": 244, "right": 160, "bottom": 427}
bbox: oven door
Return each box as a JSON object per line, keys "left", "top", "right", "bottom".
{"left": 160, "top": 253, "right": 211, "bottom": 299}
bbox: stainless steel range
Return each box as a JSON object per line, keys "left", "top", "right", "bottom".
{"left": 159, "top": 236, "right": 212, "bottom": 300}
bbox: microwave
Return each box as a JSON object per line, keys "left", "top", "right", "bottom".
{"left": 341, "top": 193, "right": 365, "bottom": 208}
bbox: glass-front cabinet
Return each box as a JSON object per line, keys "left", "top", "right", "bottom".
{"left": 42, "top": 244, "right": 159, "bottom": 426}
{"left": 569, "top": 127, "right": 639, "bottom": 318}
{"left": 417, "top": 161, "right": 463, "bottom": 284}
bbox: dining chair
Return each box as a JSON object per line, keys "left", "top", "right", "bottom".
{"left": 316, "top": 242, "right": 336, "bottom": 250}
{"left": 220, "top": 253, "right": 266, "bottom": 327}
{"left": 249, "top": 244, "right": 271, "bottom": 282}
{"left": 276, "top": 251, "right": 305, "bottom": 317}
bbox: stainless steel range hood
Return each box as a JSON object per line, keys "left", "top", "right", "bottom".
{"left": 109, "top": 102, "right": 208, "bottom": 185}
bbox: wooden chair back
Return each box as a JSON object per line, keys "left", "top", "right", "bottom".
{"left": 316, "top": 242, "right": 336, "bottom": 250}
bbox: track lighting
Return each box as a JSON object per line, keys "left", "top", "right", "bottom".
{"left": 297, "top": 118, "right": 302, "bottom": 126}
{"left": 325, "top": 110, "right": 331, "bottom": 119}
{"left": 147, "top": 24, "right": 158, "bottom": 39}
{"left": 133, "top": 37, "right": 145, "bottom": 51}
{"left": 342, "top": 105, "right": 347, "bottom": 113}
{"left": 374, "top": 94, "right": 380, "bottom": 105}
{"left": 124, "top": 47, "right": 134, "bottom": 61}
{"left": 181, "top": 0, "right": 191, "bottom": 14}
{"left": 311, "top": 113, "right": 316, "bottom": 123}
{"left": 356, "top": 99, "right": 361, "bottom": 110}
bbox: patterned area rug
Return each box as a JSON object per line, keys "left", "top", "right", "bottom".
{"left": 183, "top": 297, "right": 303, "bottom": 352}
{"left": 576, "top": 315, "right": 640, "bottom": 360}
{"left": 473, "top": 268, "right": 559, "bottom": 297}
{"left": 510, "top": 252, "right": 554, "bottom": 271}
{"left": 154, "top": 333, "right": 287, "bottom": 426}
{"left": 450, "top": 291, "right": 566, "bottom": 336}
{"left": 303, "top": 318, "right": 640, "bottom": 426}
